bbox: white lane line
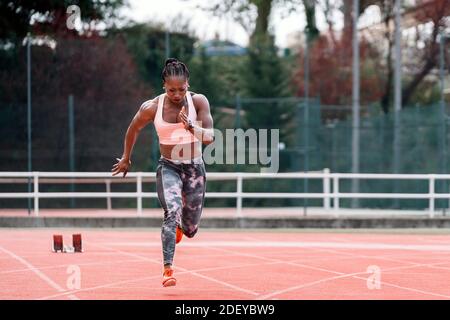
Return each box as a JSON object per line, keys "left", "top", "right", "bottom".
{"left": 258, "top": 264, "right": 450, "bottom": 300}
{"left": 0, "top": 245, "right": 79, "bottom": 300}
{"left": 102, "top": 241, "right": 450, "bottom": 251}
{"left": 90, "top": 241, "right": 259, "bottom": 297}
{"left": 36, "top": 244, "right": 368, "bottom": 300}
{"left": 205, "top": 246, "right": 450, "bottom": 300}
{"left": 0, "top": 258, "right": 144, "bottom": 275}
{"left": 37, "top": 256, "right": 283, "bottom": 300}
{"left": 352, "top": 274, "right": 450, "bottom": 299}
{"left": 308, "top": 246, "right": 450, "bottom": 272}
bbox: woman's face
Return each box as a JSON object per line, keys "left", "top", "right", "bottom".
{"left": 164, "top": 77, "right": 189, "bottom": 104}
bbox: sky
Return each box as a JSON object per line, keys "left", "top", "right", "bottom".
{"left": 120, "top": 0, "right": 387, "bottom": 48}
{"left": 120, "top": 0, "right": 322, "bottom": 48}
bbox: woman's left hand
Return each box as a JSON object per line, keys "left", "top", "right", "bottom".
{"left": 179, "top": 106, "right": 193, "bottom": 130}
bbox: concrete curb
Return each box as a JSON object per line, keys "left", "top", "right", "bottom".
{"left": 2, "top": 217, "right": 450, "bottom": 228}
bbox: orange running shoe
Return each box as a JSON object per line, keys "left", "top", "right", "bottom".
{"left": 162, "top": 268, "right": 176, "bottom": 287}
{"left": 176, "top": 226, "right": 183, "bottom": 244}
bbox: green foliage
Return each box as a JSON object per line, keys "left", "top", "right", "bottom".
{"left": 0, "top": 0, "right": 125, "bottom": 43}
{"left": 244, "top": 35, "right": 285, "bottom": 98}
{"left": 409, "top": 82, "right": 442, "bottom": 106}
{"left": 188, "top": 49, "right": 245, "bottom": 106}
{"left": 240, "top": 34, "right": 295, "bottom": 146}
{"left": 110, "top": 23, "right": 196, "bottom": 92}
{"left": 187, "top": 47, "right": 222, "bottom": 104}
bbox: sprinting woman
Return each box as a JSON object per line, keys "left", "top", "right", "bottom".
{"left": 111, "top": 58, "right": 214, "bottom": 287}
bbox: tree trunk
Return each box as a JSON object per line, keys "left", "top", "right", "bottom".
{"left": 380, "top": 0, "right": 394, "bottom": 114}
{"left": 381, "top": 37, "right": 393, "bottom": 114}
{"left": 250, "top": 0, "right": 273, "bottom": 43}
{"left": 343, "top": 0, "right": 353, "bottom": 33}
{"left": 323, "top": 0, "right": 338, "bottom": 46}
{"left": 402, "top": 6, "right": 442, "bottom": 106}
{"left": 402, "top": 55, "right": 436, "bottom": 106}
{"left": 303, "top": 0, "right": 319, "bottom": 41}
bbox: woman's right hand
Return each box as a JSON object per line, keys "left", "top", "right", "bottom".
{"left": 111, "top": 157, "right": 131, "bottom": 177}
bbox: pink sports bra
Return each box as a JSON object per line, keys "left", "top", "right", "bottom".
{"left": 154, "top": 92, "right": 200, "bottom": 145}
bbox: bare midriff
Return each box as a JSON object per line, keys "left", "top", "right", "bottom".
{"left": 160, "top": 141, "right": 202, "bottom": 160}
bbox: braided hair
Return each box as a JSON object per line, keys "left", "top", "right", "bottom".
{"left": 161, "top": 58, "right": 190, "bottom": 82}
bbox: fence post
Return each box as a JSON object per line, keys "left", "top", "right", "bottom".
{"left": 333, "top": 175, "right": 339, "bottom": 218}
{"left": 323, "top": 168, "right": 331, "bottom": 211}
{"left": 33, "top": 172, "right": 39, "bottom": 216}
{"left": 429, "top": 176, "right": 435, "bottom": 218}
{"left": 105, "top": 179, "right": 112, "bottom": 210}
{"left": 236, "top": 174, "right": 243, "bottom": 218}
{"left": 137, "top": 173, "right": 142, "bottom": 215}
{"left": 448, "top": 181, "right": 450, "bottom": 213}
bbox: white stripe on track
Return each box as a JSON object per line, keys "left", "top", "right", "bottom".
{"left": 0, "top": 245, "right": 79, "bottom": 300}
{"left": 103, "top": 241, "right": 450, "bottom": 252}
{"left": 90, "top": 241, "right": 259, "bottom": 297}
{"left": 205, "top": 246, "right": 450, "bottom": 300}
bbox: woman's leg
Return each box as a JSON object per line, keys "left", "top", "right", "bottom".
{"left": 181, "top": 162, "right": 206, "bottom": 238}
{"left": 156, "top": 161, "right": 183, "bottom": 267}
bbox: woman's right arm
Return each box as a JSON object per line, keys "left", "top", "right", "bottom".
{"left": 112, "top": 99, "right": 157, "bottom": 177}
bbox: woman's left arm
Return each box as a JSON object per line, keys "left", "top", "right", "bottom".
{"left": 179, "top": 94, "right": 214, "bottom": 145}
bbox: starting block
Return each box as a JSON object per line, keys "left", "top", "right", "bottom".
{"left": 52, "top": 234, "right": 83, "bottom": 253}
{"left": 73, "top": 234, "right": 83, "bottom": 253}
{"left": 52, "top": 235, "right": 63, "bottom": 252}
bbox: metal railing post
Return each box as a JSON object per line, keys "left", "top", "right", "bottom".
{"left": 33, "top": 172, "right": 39, "bottom": 216}
{"left": 236, "top": 174, "right": 243, "bottom": 218}
{"left": 105, "top": 179, "right": 112, "bottom": 210}
{"left": 137, "top": 173, "right": 142, "bottom": 215}
{"left": 323, "top": 168, "right": 331, "bottom": 211}
{"left": 429, "top": 176, "right": 435, "bottom": 218}
{"left": 448, "top": 181, "right": 450, "bottom": 213}
{"left": 333, "top": 175, "right": 339, "bottom": 217}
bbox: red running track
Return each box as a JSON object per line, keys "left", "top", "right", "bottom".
{"left": 1, "top": 228, "right": 450, "bottom": 300}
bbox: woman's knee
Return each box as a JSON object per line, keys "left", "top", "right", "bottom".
{"left": 183, "top": 225, "right": 199, "bottom": 238}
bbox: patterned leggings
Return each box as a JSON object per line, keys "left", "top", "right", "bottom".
{"left": 156, "top": 157, "right": 206, "bottom": 266}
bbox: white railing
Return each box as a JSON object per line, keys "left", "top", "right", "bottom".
{"left": 1, "top": 170, "right": 449, "bottom": 218}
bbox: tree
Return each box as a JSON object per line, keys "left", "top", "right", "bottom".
{"left": 303, "top": 0, "right": 320, "bottom": 41}
{"left": 243, "top": 34, "right": 288, "bottom": 99}
{"left": 201, "top": 0, "right": 307, "bottom": 149}
{"left": 369, "top": 0, "right": 450, "bottom": 112}
{"left": 188, "top": 47, "right": 222, "bottom": 104}
{"left": 110, "top": 23, "right": 197, "bottom": 93}
{"left": 293, "top": 0, "right": 449, "bottom": 113}
{"left": 379, "top": 0, "right": 396, "bottom": 113}
{"left": 293, "top": 34, "right": 384, "bottom": 108}
{"left": 0, "top": 0, "right": 125, "bottom": 44}
{"left": 401, "top": 0, "right": 449, "bottom": 106}
{"left": 0, "top": 33, "right": 152, "bottom": 172}
{"left": 201, "top": 0, "right": 319, "bottom": 43}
